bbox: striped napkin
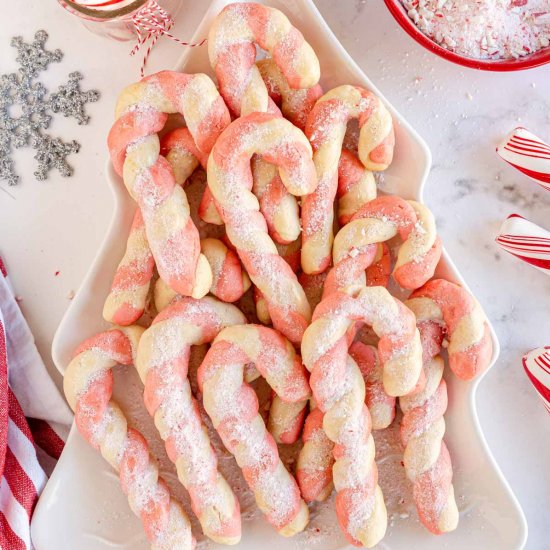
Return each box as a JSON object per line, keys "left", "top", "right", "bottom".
{"left": 0, "top": 257, "right": 72, "bottom": 549}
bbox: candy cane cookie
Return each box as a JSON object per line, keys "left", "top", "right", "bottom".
{"left": 64, "top": 327, "right": 195, "bottom": 549}
{"left": 108, "top": 71, "right": 231, "bottom": 297}
{"left": 268, "top": 395, "right": 308, "bottom": 444}
{"left": 399, "top": 321, "right": 459, "bottom": 535}
{"left": 393, "top": 201, "right": 443, "bottom": 290}
{"left": 327, "top": 196, "right": 441, "bottom": 296}
{"left": 104, "top": 125, "right": 214, "bottom": 325}
{"left": 197, "top": 325, "right": 311, "bottom": 536}
{"left": 199, "top": 131, "right": 303, "bottom": 246}
{"left": 136, "top": 296, "right": 247, "bottom": 544}
{"left": 208, "top": 2, "right": 320, "bottom": 118}
{"left": 296, "top": 406, "right": 335, "bottom": 503}
{"left": 257, "top": 58, "right": 323, "bottom": 131}
{"left": 337, "top": 149, "right": 377, "bottom": 226}
{"left": 349, "top": 342, "right": 396, "bottom": 430}
{"left": 406, "top": 279, "right": 493, "bottom": 380}
{"left": 207, "top": 112, "right": 317, "bottom": 344}
{"left": 103, "top": 209, "right": 155, "bottom": 325}
{"left": 301, "top": 288, "right": 423, "bottom": 546}
{"left": 301, "top": 85, "right": 395, "bottom": 275}
{"left": 160, "top": 126, "right": 209, "bottom": 186}
{"left": 154, "top": 238, "right": 251, "bottom": 312}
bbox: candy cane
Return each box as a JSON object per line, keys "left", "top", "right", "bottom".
{"left": 207, "top": 112, "right": 317, "bottom": 345}
{"left": 496, "top": 213, "right": 550, "bottom": 275}
{"left": 406, "top": 279, "right": 493, "bottom": 380}
{"left": 208, "top": 2, "right": 320, "bottom": 117}
{"left": 108, "top": 71, "right": 230, "bottom": 297}
{"left": 103, "top": 209, "right": 155, "bottom": 325}
{"left": 197, "top": 325, "right": 311, "bottom": 536}
{"left": 63, "top": 327, "right": 195, "bottom": 549}
{"left": 301, "top": 85, "right": 395, "bottom": 275}
{"left": 136, "top": 296, "right": 246, "bottom": 544}
{"left": 496, "top": 127, "right": 550, "bottom": 191}
{"left": 522, "top": 346, "right": 550, "bottom": 414}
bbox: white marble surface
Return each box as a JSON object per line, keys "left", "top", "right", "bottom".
{"left": 0, "top": 1, "right": 548, "bottom": 548}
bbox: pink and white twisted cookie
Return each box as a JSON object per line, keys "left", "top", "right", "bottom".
{"left": 349, "top": 342, "right": 396, "bottom": 430}
{"left": 108, "top": 71, "right": 230, "bottom": 297}
{"left": 160, "top": 127, "right": 208, "bottom": 186}
{"left": 399, "top": 321, "right": 459, "bottom": 535}
{"left": 103, "top": 209, "right": 155, "bottom": 325}
{"left": 337, "top": 149, "right": 377, "bottom": 226}
{"left": 267, "top": 394, "right": 309, "bottom": 445}
{"left": 63, "top": 327, "right": 195, "bottom": 549}
{"left": 104, "top": 126, "right": 213, "bottom": 325}
{"left": 301, "top": 85, "right": 395, "bottom": 275}
{"left": 197, "top": 325, "right": 311, "bottom": 536}
{"left": 208, "top": 2, "right": 320, "bottom": 117}
{"left": 257, "top": 58, "right": 323, "bottom": 131}
{"left": 199, "top": 158, "right": 302, "bottom": 245}
{"left": 136, "top": 296, "right": 247, "bottom": 545}
{"left": 301, "top": 287, "right": 423, "bottom": 546}
{"left": 327, "top": 196, "right": 441, "bottom": 296}
{"left": 154, "top": 238, "right": 251, "bottom": 311}
{"left": 207, "top": 112, "right": 317, "bottom": 344}
{"left": 406, "top": 279, "right": 493, "bottom": 380}
{"left": 296, "top": 406, "right": 334, "bottom": 503}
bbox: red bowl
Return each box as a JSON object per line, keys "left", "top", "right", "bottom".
{"left": 384, "top": 0, "right": 550, "bottom": 71}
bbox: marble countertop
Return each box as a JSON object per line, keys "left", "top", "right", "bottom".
{"left": 0, "top": 1, "right": 548, "bottom": 548}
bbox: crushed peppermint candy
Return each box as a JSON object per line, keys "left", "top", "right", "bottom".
{"left": 401, "top": 0, "right": 550, "bottom": 60}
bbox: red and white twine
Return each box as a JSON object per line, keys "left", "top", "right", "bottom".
{"left": 130, "top": 0, "right": 206, "bottom": 77}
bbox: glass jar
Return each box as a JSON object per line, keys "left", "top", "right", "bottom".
{"left": 58, "top": 0, "right": 183, "bottom": 42}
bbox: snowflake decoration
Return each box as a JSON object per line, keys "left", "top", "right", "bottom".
{"left": 0, "top": 30, "right": 100, "bottom": 185}
{"left": 34, "top": 135, "right": 80, "bottom": 181}
{"left": 50, "top": 72, "right": 100, "bottom": 125}
{"left": 11, "top": 30, "right": 63, "bottom": 78}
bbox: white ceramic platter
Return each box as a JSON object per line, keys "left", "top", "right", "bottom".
{"left": 31, "top": 0, "right": 527, "bottom": 549}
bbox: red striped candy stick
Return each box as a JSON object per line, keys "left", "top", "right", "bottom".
{"left": 522, "top": 347, "right": 550, "bottom": 414}
{"left": 496, "top": 214, "right": 550, "bottom": 275}
{"left": 496, "top": 127, "right": 550, "bottom": 192}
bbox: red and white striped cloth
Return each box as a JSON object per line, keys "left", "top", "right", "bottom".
{"left": 496, "top": 127, "right": 550, "bottom": 192}
{"left": 0, "top": 257, "right": 72, "bottom": 549}
{"left": 522, "top": 347, "right": 550, "bottom": 414}
{"left": 496, "top": 214, "right": 550, "bottom": 275}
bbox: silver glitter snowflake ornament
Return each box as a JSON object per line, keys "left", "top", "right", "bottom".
{"left": 34, "top": 135, "right": 80, "bottom": 181}
{"left": 50, "top": 72, "right": 100, "bottom": 125}
{"left": 0, "top": 30, "right": 100, "bottom": 185}
{"left": 11, "top": 30, "right": 63, "bottom": 78}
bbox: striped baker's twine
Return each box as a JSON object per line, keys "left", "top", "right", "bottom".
{"left": 130, "top": 0, "right": 206, "bottom": 77}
